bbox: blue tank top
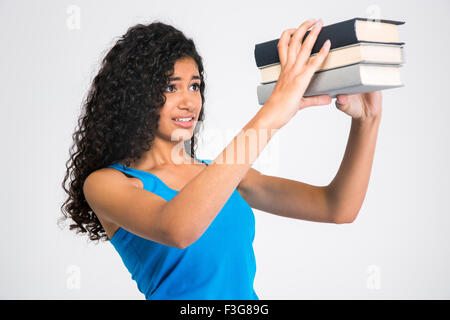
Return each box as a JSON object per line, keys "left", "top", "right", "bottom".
{"left": 107, "top": 158, "right": 258, "bottom": 300}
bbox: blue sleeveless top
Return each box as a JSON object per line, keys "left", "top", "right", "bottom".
{"left": 107, "top": 159, "right": 258, "bottom": 300}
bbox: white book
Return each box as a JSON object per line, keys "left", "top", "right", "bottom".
{"left": 257, "top": 63, "right": 403, "bottom": 104}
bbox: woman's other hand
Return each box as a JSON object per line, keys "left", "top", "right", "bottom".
{"left": 335, "top": 91, "right": 383, "bottom": 122}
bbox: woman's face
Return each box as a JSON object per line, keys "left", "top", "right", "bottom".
{"left": 156, "top": 56, "right": 202, "bottom": 142}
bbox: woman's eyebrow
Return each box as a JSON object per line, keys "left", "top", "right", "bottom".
{"left": 169, "top": 75, "right": 201, "bottom": 81}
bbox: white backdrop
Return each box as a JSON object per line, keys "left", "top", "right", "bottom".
{"left": 1, "top": 0, "right": 449, "bottom": 299}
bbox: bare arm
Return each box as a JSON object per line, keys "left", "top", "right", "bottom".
{"left": 326, "top": 116, "right": 382, "bottom": 223}
{"left": 238, "top": 170, "right": 333, "bottom": 223}
{"left": 237, "top": 115, "right": 381, "bottom": 225}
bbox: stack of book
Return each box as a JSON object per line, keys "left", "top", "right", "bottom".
{"left": 254, "top": 17, "right": 406, "bottom": 104}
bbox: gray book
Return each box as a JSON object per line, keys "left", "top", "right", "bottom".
{"left": 257, "top": 63, "right": 404, "bottom": 104}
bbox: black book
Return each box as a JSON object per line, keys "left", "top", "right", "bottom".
{"left": 254, "top": 17, "right": 405, "bottom": 68}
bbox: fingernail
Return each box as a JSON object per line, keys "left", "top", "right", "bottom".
{"left": 313, "top": 18, "right": 323, "bottom": 28}
{"left": 324, "top": 39, "right": 331, "bottom": 47}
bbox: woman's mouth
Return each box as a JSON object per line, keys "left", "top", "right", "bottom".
{"left": 172, "top": 116, "right": 195, "bottom": 128}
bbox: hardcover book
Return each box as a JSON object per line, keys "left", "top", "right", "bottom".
{"left": 254, "top": 18, "right": 405, "bottom": 68}
{"left": 259, "top": 42, "right": 404, "bottom": 84}
{"left": 256, "top": 63, "right": 404, "bottom": 104}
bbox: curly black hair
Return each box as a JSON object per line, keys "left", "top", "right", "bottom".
{"left": 59, "top": 21, "right": 206, "bottom": 242}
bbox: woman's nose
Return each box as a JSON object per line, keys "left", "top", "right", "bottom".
{"left": 178, "top": 92, "right": 196, "bottom": 109}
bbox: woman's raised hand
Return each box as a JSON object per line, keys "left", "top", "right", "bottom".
{"left": 261, "top": 19, "right": 332, "bottom": 128}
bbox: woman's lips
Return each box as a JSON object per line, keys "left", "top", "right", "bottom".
{"left": 172, "top": 118, "right": 194, "bottom": 128}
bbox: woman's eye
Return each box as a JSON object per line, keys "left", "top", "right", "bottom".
{"left": 165, "top": 83, "right": 200, "bottom": 93}
{"left": 165, "top": 85, "right": 175, "bottom": 92}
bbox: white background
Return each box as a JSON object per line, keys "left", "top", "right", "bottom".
{"left": 1, "top": 0, "right": 449, "bottom": 299}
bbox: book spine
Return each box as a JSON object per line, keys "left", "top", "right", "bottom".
{"left": 254, "top": 18, "right": 359, "bottom": 68}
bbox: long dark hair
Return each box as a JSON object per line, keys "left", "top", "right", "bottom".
{"left": 59, "top": 21, "right": 206, "bottom": 242}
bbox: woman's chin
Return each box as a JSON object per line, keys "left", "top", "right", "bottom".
{"left": 169, "top": 130, "right": 193, "bottom": 142}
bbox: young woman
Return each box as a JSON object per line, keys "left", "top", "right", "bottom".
{"left": 60, "top": 18, "right": 382, "bottom": 300}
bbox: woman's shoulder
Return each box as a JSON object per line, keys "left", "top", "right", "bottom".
{"left": 87, "top": 167, "right": 144, "bottom": 190}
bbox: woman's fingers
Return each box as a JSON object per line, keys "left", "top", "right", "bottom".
{"left": 295, "top": 19, "right": 324, "bottom": 69}
{"left": 286, "top": 19, "right": 317, "bottom": 69}
{"left": 304, "top": 38, "right": 331, "bottom": 78}
{"left": 277, "top": 28, "right": 297, "bottom": 68}
{"left": 301, "top": 94, "right": 332, "bottom": 108}
{"left": 271, "top": 19, "right": 333, "bottom": 115}
{"left": 336, "top": 94, "right": 349, "bottom": 106}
